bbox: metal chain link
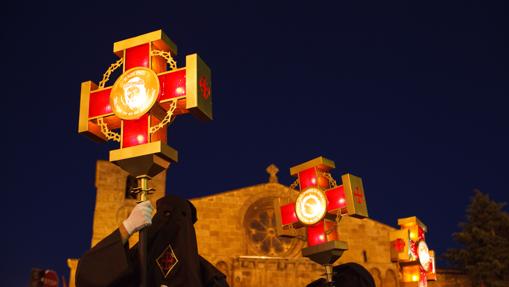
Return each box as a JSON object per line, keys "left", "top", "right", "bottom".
{"left": 97, "top": 118, "right": 121, "bottom": 142}
{"left": 320, "top": 172, "right": 338, "bottom": 188}
{"left": 99, "top": 58, "right": 124, "bottom": 88}
{"left": 317, "top": 171, "right": 344, "bottom": 223}
{"left": 149, "top": 100, "right": 177, "bottom": 134}
{"left": 151, "top": 50, "right": 177, "bottom": 71}
{"left": 288, "top": 179, "right": 300, "bottom": 192}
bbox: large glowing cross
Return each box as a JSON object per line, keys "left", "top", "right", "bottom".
{"left": 78, "top": 30, "right": 211, "bottom": 156}
{"left": 276, "top": 157, "right": 369, "bottom": 247}
{"left": 77, "top": 30, "right": 212, "bottom": 287}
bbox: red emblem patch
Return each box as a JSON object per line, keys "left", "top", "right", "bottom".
{"left": 392, "top": 238, "right": 406, "bottom": 253}
{"left": 199, "top": 76, "right": 211, "bottom": 100}
{"left": 156, "top": 243, "right": 179, "bottom": 278}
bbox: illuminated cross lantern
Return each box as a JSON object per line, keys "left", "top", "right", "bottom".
{"left": 390, "top": 217, "right": 437, "bottom": 287}
{"left": 77, "top": 30, "right": 212, "bottom": 287}
{"left": 274, "top": 156, "right": 369, "bottom": 282}
{"left": 78, "top": 30, "right": 212, "bottom": 188}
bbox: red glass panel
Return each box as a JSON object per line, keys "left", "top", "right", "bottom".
{"left": 89, "top": 88, "right": 112, "bottom": 117}
{"left": 307, "top": 222, "right": 326, "bottom": 246}
{"left": 122, "top": 114, "right": 149, "bottom": 148}
{"left": 418, "top": 226, "right": 425, "bottom": 241}
{"left": 419, "top": 266, "right": 427, "bottom": 286}
{"left": 158, "top": 69, "right": 186, "bottom": 101}
{"left": 125, "top": 44, "right": 150, "bottom": 70}
{"left": 299, "top": 168, "right": 318, "bottom": 190}
{"left": 326, "top": 185, "right": 347, "bottom": 212}
{"left": 280, "top": 203, "right": 298, "bottom": 226}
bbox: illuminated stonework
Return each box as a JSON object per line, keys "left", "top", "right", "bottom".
{"left": 243, "top": 197, "right": 298, "bottom": 257}
{"left": 67, "top": 162, "right": 470, "bottom": 287}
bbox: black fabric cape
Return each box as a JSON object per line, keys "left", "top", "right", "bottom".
{"left": 306, "top": 262, "right": 375, "bottom": 287}
{"left": 76, "top": 195, "right": 228, "bottom": 287}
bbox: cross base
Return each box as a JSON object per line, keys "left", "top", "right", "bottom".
{"left": 110, "top": 141, "right": 178, "bottom": 178}
{"left": 302, "top": 240, "right": 348, "bottom": 265}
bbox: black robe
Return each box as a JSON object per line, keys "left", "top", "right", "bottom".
{"left": 306, "top": 262, "right": 375, "bottom": 287}
{"left": 76, "top": 195, "right": 228, "bottom": 287}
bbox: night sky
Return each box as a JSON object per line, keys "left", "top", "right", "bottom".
{"left": 1, "top": 1, "right": 508, "bottom": 286}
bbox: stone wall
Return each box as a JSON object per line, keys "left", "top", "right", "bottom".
{"left": 190, "top": 179, "right": 401, "bottom": 287}
{"left": 68, "top": 161, "right": 472, "bottom": 287}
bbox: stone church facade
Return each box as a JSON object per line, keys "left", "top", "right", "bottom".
{"left": 67, "top": 160, "right": 470, "bottom": 287}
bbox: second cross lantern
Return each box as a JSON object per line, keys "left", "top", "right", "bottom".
{"left": 275, "top": 156, "right": 369, "bottom": 284}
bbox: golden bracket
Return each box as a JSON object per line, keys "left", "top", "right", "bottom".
{"left": 110, "top": 141, "right": 178, "bottom": 202}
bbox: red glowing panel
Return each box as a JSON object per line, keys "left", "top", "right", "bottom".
{"left": 410, "top": 240, "right": 418, "bottom": 259}
{"left": 307, "top": 223, "right": 327, "bottom": 246}
{"left": 122, "top": 114, "right": 149, "bottom": 148}
{"left": 125, "top": 44, "right": 150, "bottom": 70}
{"left": 89, "top": 88, "right": 112, "bottom": 117}
{"left": 418, "top": 227, "right": 425, "bottom": 241}
{"left": 280, "top": 203, "right": 298, "bottom": 225}
{"left": 419, "top": 266, "right": 427, "bottom": 286}
{"left": 299, "top": 168, "right": 318, "bottom": 190}
{"left": 158, "top": 69, "right": 186, "bottom": 101}
{"left": 326, "top": 185, "right": 346, "bottom": 212}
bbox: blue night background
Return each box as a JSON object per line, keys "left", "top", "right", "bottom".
{"left": 0, "top": 1, "right": 507, "bottom": 286}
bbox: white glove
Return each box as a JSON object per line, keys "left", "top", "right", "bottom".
{"left": 122, "top": 201, "right": 153, "bottom": 235}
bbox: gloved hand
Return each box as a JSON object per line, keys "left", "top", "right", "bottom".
{"left": 122, "top": 201, "right": 154, "bottom": 235}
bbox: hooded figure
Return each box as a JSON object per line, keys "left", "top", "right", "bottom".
{"left": 306, "top": 263, "right": 375, "bottom": 287}
{"left": 76, "top": 195, "right": 228, "bottom": 287}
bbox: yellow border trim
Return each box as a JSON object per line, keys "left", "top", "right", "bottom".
{"left": 110, "top": 141, "right": 178, "bottom": 163}
{"left": 113, "top": 30, "right": 177, "bottom": 57}
{"left": 78, "top": 81, "right": 93, "bottom": 133}
{"left": 290, "top": 156, "right": 335, "bottom": 176}
{"left": 397, "top": 216, "right": 428, "bottom": 232}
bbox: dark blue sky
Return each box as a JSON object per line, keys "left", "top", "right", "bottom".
{"left": 1, "top": 1, "right": 507, "bottom": 286}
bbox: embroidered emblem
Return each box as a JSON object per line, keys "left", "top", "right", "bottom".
{"left": 156, "top": 243, "right": 179, "bottom": 278}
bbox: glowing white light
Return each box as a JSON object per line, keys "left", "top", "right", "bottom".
{"left": 110, "top": 67, "right": 160, "bottom": 120}
{"left": 136, "top": 135, "right": 145, "bottom": 144}
{"left": 295, "top": 187, "right": 327, "bottom": 225}
{"left": 417, "top": 241, "right": 431, "bottom": 271}
{"left": 176, "top": 87, "right": 185, "bottom": 95}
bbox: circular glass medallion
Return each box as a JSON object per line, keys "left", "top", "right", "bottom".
{"left": 295, "top": 187, "right": 327, "bottom": 225}
{"left": 110, "top": 67, "right": 160, "bottom": 120}
{"left": 417, "top": 240, "right": 431, "bottom": 271}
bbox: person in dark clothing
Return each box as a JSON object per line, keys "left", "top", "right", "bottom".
{"left": 76, "top": 195, "right": 228, "bottom": 287}
{"left": 306, "top": 263, "right": 375, "bottom": 287}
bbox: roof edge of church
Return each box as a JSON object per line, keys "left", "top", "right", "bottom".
{"left": 189, "top": 181, "right": 290, "bottom": 201}
{"left": 362, "top": 217, "right": 399, "bottom": 231}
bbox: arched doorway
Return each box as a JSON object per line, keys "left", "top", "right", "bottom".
{"left": 369, "top": 268, "right": 382, "bottom": 287}
{"left": 383, "top": 269, "right": 398, "bottom": 287}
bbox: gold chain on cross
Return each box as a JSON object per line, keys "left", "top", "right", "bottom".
{"left": 97, "top": 118, "right": 121, "bottom": 142}
{"left": 96, "top": 49, "right": 179, "bottom": 141}
{"left": 149, "top": 100, "right": 177, "bottom": 134}
{"left": 99, "top": 58, "right": 124, "bottom": 88}
{"left": 150, "top": 50, "right": 177, "bottom": 70}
